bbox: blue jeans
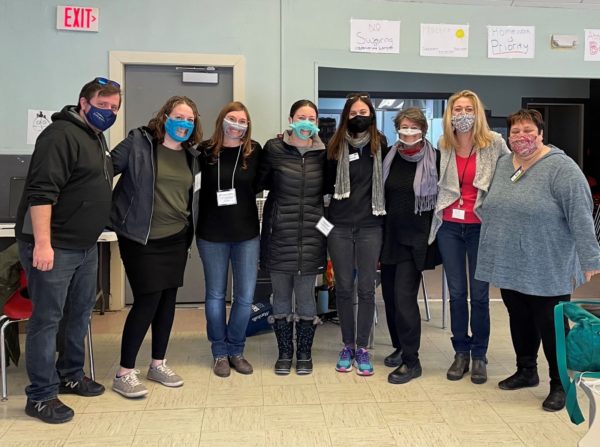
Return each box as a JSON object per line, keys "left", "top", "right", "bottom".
{"left": 197, "top": 237, "right": 259, "bottom": 357}
{"left": 18, "top": 241, "right": 98, "bottom": 401}
{"left": 436, "top": 222, "right": 490, "bottom": 359}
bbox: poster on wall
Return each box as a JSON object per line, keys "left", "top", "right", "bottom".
{"left": 350, "top": 19, "right": 400, "bottom": 54}
{"left": 420, "top": 23, "right": 469, "bottom": 58}
{"left": 487, "top": 25, "right": 535, "bottom": 59}
{"left": 27, "top": 109, "right": 55, "bottom": 145}
{"left": 584, "top": 29, "right": 600, "bottom": 61}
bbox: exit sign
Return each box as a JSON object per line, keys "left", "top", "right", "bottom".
{"left": 56, "top": 5, "right": 99, "bottom": 32}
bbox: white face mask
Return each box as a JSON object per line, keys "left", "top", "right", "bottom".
{"left": 399, "top": 137, "right": 423, "bottom": 147}
{"left": 397, "top": 128, "right": 423, "bottom": 147}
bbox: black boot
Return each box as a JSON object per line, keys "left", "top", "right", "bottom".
{"left": 542, "top": 383, "right": 566, "bottom": 412}
{"left": 296, "top": 319, "right": 316, "bottom": 375}
{"left": 498, "top": 367, "right": 539, "bottom": 390}
{"left": 447, "top": 353, "right": 470, "bottom": 381}
{"left": 384, "top": 348, "right": 403, "bottom": 368}
{"left": 272, "top": 318, "right": 294, "bottom": 375}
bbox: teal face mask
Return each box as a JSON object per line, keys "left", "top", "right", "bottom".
{"left": 290, "top": 120, "right": 319, "bottom": 140}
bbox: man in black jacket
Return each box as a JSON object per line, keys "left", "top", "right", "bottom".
{"left": 15, "top": 78, "right": 121, "bottom": 424}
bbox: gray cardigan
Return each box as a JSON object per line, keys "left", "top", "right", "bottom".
{"left": 475, "top": 145, "right": 600, "bottom": 296}
{"left": 428, "top": 131, "right": 509, "bottom": 244}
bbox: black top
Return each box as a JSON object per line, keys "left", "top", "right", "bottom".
{"left": 380, "top": 148, "right": 441, "bottom": 270}
{"left": 15, "top": 105, "right": 114, "bottom": 249}
{"left": 325, "top": 138, "right": 387, "bottom": 228}
{"left": 196, "top": 140, "right": 261, "bottom": 242}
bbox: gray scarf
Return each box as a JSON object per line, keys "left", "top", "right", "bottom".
{"left": 334, "top": 131, "right": 386, "bottom": 216}
{"left": 383, "top": 139, "right": 438, "bottom": 214}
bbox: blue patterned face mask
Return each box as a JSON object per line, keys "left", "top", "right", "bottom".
{"left": 290, "top": 120, "right": 319, "bottom": 140}
{"left": 165, "top": 117, "right": 195, "bottom": 142}
{"left": 85, "top": 104, "right": 116, "bottom": 131}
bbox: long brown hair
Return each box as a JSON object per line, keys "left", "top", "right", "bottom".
{"left": 327, "top": 93, "right": 381, "bottom": 160}
{"left": 439, "top": 90, "right": 492, "bottom": 151}
{"left": 147, "top": 96, "right": 203, "bottom": 149}
{"left": 208, "top": 101, "right": 254, "bottom": 170}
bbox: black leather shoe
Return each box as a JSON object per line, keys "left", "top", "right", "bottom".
{"left": 388, "top": 362, "right": 422, "bottom": 385}
{"left": 59, "top": 376, "right": 105, "bottom": 397}
{"left": 384, "top": 349, "right": 403, "bottom": 367}
{"left": 498, "top": 368, "right": 539, "bottom": 390}
{"left": 471, "top": 358, "right": 488, "bottom": 384}
{"left": 542, "top": 385, "right": 566, "bottom": 412}
{"left": 25, "top": 397, "right": 74, "bottom": 424}
{"left": 446, "top": 353, "right": 470, "bottom": 381}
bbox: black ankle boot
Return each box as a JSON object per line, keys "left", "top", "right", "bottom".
{"left": 296, "top": 320, "right": 316, "bottom": 375}
{"left": 498, "top": 367, "right": 539, "bottom": 390}
{"left": 272, "top": 318, "right": 294, "bottom": 375}
{"left": 542, "top": 383, "right": 566, "bottom": 412}
{"left": 447, "top": 353, "right": 470, "bottom": 381}
{"left": 384, "top": 348, "right": 403, "bottom": 367}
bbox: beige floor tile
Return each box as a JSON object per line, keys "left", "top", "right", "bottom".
{"left": 477, "top": 385, "right": 539, "bottom": 402}
{"left": 316, "top": 383, "right": 375, "bottom": 404}
{"left": 435, "top": 400, "right": 504, "bottom": 426}
{"left": 260, "top": 370, "right": 316, "bottom": 386}
{"left": 489, "top": 399, "right": 563, "bottom": 423}
{"left": 201, "top": 406, "right": 263, "bottom": 432}
{"left": 70, "top": 411, "right": 142, "bottom": 437}
{"left": 312, "top": 368, "right": 366, "bottom": 385}
{"left": 82, "top": 387, "right": 151, "bottom": 413}
{"left": 510, "top": 421, "right": 583, "bottom": 447}
{"left": 263, "top": 384, "right": 320, "bottom": 406}
{"left": 0, "top": 441, "right": 65, "bottom": 447}
{"left": 136, "top": 409, "right": 204, "bottom": 435}
{"left": 145, "top": 381, "right": 208, "bottom": 410}
{"left": 378, "top": 401, "right": 445, "bottom": 425}
{"left": 329, "top": 426, "right": 396, "bottom": 447}
{"left": 419, "top": 375, "right": 483, "bottom": 401}
{"left": 322, "top": 402, "right": 386, "bottom": 427}
{"left": 199, "top": 430, "right": 265, "bottom": 447}
{"left": 389, "top": 423, "right": 462, "bottom": 447}
{"left": 265, "top": 428, "right": 332, "bottom": 447}
{"left": 1, "top": 417, "right": 74, "bottom": 441}
{"left": 131, "top": 433, "right": 200, "bottom": 447}
{"left": 367, "top": 379, "right": 430, "bottom": 402}
{"left": 450, "top": 423, "right": 525, "bottom": 447}
{"left": 204, "top": 385, "right": 263, "bottom": 407}
{"left": 263, "top": 404, "right": 326, "bottom": 429}
{"left": 64, "top": 435, "right": 134, "bottom": 446}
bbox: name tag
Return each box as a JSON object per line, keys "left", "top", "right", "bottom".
{"left": 349, "top": 152, "right": 359, "bottom": 162}
{"left": 194, "top": 173, "right": 202, "bottom": 192}
{"left": 217, "top": 189, "right": 237, "bottom": 206}
{"left": 451, "top": 208, "right": 465, "bottom": 220}
{"left": 315, "top": 216, "right": 334, "bottom": 236}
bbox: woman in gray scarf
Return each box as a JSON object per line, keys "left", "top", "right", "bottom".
{"left": 380, "top": 107, "right": 440, "bottom": 384}
{"left": 325, "top": 93, "right": 386, "bottom": 376}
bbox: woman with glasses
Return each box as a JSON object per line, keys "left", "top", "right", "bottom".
{"left": 429, "top": 90, "right": 509, "bottom": 385}
{"left": 110, "top": 96, "right": 202, "bottom": 398}
{"left": 257, "top": 99, "right": 327, "bottom": 376}
{"left": 196, "top": 101, "right": 262, "bottom": 378}
{"left": 325, "top": 93, "right": 387, "bottom": 376}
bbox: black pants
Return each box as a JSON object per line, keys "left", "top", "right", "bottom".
{"left": 120, "top": 288, "right": 178, "bottom": 369}
{"left": 500, "top": 289, "right": 570, "bottom": 386}
{"left": 381, "top": 261, "right": 421, "bottom": 367}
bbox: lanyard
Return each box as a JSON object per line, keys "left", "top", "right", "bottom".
{"left": 217, "top": 145, "right": 242, "bottom": 192}
{"left": 457, "top": 146, "right": 474, "bottom": 207}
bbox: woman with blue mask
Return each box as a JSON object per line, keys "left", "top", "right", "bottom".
{"left": 430, "top": 90, "right": 509, "bottom": 386}
{"left": 256, "top": 99, "right": 327, "bottom": 376}
{"left": 324, "top": 93, "right": 386, "bottom": 377}
{"left": 196, "top": 101, "right": 262, "bottom": 378}
{"left": 109, "top": 96, "right": 203, "bottom": 398}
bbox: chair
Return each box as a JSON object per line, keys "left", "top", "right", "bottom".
{"left": 578, "top": 378, "right": 600, "bottom": 447}
{"left": 0, "top": 271, "right": 96, "bottom": 401}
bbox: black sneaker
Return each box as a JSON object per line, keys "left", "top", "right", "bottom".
{"left": 59, "top": 376, "right": 105, "bottom": 397}
{"left": 25, "top": 397, "right": 74, "bottom": 424}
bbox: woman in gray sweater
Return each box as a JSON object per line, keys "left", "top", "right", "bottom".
{"left": 476, "top": 108, "right": 600, "bottom": 412}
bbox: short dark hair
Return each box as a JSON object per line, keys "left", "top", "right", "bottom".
{"left": 289, "top": 99, "right": 318, "bottom": 118}
{"left": 507, "top": 108, "right": 545, "bottom": 134}
{"left": 77, "top": 78, "right": 122, "bottom": 111}
{"left": 394, "top": 107, "right": 428, "bottom": 135}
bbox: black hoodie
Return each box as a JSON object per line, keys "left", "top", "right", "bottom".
{"left": 15, "top": 105, "right": 114, "bottom": 249}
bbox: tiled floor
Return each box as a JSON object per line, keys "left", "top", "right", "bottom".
{"left": 0, "top": 269, "right": 598, "bottom": 447}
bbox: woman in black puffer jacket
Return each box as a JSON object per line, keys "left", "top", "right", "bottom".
{"left": 257, "top": 99, "right": 327, "bottom": 376}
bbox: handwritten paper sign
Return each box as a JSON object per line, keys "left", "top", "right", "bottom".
{"left": 584, "top": 29, "right": 600, "bottom": 61}
{"left": 488, "top": 26, "right": 535, "bottom": 59}
{"left": 350, "top": 19, "right": 400, "bottom": 54}
{"left": 420, "top": 24, "right": 469, "bottom": 58}
{"left": 27, "top": 109, "right": 55, "bottom": 145}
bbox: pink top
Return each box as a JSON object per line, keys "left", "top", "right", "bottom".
{"left": 443, "top": 152, "right": 481, "bottom": 224}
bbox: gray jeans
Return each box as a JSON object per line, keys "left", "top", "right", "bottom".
{"left": 270, "top": 272, "right": 317, "bottom": 320}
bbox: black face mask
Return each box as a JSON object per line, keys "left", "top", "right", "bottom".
{"left": 347, "top": 115, "right": 373, "bottom": 134}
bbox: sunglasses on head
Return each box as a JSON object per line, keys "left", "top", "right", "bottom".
{"left": 95, "top": 77, "right": 120, "bottom": 88}
{"left": 346, "top": 93, "right": 370, "bottom": 101}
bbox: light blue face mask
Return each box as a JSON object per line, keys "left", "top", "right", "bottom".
{"left": 290, "top": 120, "right": 319, "bottom": 141}
{"left": 165, "top": 117, "right": 195, "bottom": 142}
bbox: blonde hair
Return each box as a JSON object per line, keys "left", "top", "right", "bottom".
{"left": 439, "top": 90, "right": 492, "bottom": 151}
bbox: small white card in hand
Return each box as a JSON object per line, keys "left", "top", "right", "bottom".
{"left": 194, "top": 173, "right": 202, "bottom": 192}
{"left": 316, "top": 217, "right": 334, "bottom": 236}
{"left": 451, "top": 208, "right": 465, "bottom": 220}
{"left": 217, "top": 189, "right": 237, "bottom": 206}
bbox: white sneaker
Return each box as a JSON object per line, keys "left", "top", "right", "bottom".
{"left": 147, "top": 360, "right": 184, "bottom": 387}
{"left": 112, "top": 369, "right": 148, "bottom": 398}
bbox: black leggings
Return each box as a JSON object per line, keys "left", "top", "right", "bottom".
{"left": 120, "top": 288, "right": 178, "bottom": 369}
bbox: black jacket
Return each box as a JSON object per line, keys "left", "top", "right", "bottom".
{"left": 15, "top": 106, "right": 114, "bottom": 249}
{"left": 110, "top": 127, "right": 200, "bottom": 245}
{"left": 257, "top": 136, "right": 327, "bottom": 275}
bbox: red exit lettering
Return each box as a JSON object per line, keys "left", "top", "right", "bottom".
{"left": 63, "top": 7, "right": 96, "bottom": 29}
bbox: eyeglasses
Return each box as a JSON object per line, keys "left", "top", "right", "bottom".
{"left": 95, "top": 77, "right": 120, "bottom": 88}
{"left": 346, "top": 93, "right": 370, "bottom": 101}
